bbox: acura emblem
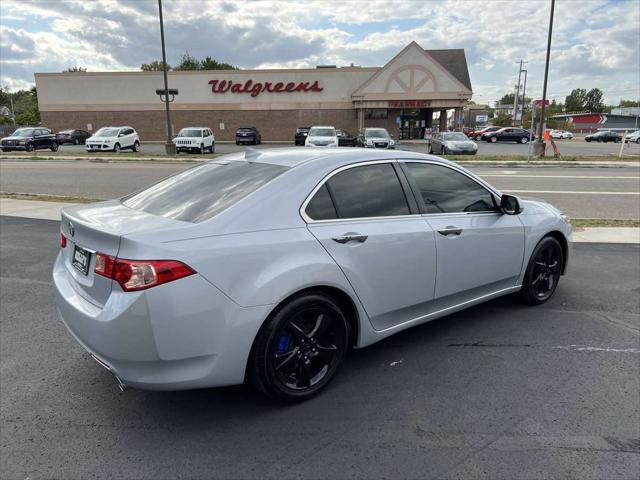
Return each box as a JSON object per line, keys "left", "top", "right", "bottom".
{"left": 68, "top": 221, "right": 75, "bottom": 237}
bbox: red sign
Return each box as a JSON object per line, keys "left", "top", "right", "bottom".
{"left": 388, "top": 100, "right": 432, "bottom": 108}
{"left": 208, "top": 79, "right": 323, "bottom": 98}
{"left": 534, "top": 99, "right": 550, "bottom": 108}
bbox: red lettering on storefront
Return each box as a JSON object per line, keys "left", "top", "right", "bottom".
{"left": 208, "top": 79, "right": 323, "bottom": 97}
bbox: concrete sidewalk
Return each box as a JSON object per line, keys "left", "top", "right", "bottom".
{"left": 1, "top": 198, "right": 638, "bottom": 244}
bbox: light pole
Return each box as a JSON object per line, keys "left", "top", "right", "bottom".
{"left": 521, "top": 69, "right": 528, "bottom": 124}
{"left": 533, "top": 0, "right": 555, "bottom": 156}
{"left": 157, "top": 0, "right": 176, "bottom": 155}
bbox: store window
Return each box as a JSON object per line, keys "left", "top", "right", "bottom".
{"left": 365, "top": 109, "right": 388, "bottom": 119}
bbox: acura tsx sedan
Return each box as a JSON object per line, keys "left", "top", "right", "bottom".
{"left": 54, "top": 148, "right": 571, "bottom": 401}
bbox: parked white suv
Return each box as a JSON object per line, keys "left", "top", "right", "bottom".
{"left": 173, "top": 127, "right": 215, "bottom": 154}
{"left": 624, "top": 130, "right": 640, "bottom": 144}
{"left": 305, "top": 126, "right": 338, "bottom": 147}
{"left": 86, "top": 126, "right": 140, "bottom": 152}
{"left": 550, "top": 129, "right": 573, "bottom": 139}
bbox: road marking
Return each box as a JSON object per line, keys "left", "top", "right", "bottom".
{"left": 482, "top": 175, "right": 640, "bottom": 179}
{"left": 503, "top": 190, "right": 640, "bottom": 195}
{"left": 553, "top": 345, "right": 640, "bottom": 353}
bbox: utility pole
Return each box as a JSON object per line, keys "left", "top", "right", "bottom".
{"left": 521, "top": 69, "right": 528, "bottom": 125}
{"left": 513, "top": 59, "right": 528, "bottom": 126}
{"left": 9, "top": 91, "right": 15, "bottom": 126}
{"left": 534, "top": 0, "right": 555, "bottom": 156}
{"left": 158, "top": 0, "right": 176, "bottom": 155}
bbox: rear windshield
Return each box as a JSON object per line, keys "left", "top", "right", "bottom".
{"left": 122, "top": 161, "right": 288, "bottom": 223}
{"left": 309, "top": 127, "right": 335, "bottom": 137}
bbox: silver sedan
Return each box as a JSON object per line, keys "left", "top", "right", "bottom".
{"left": 428, "top": 131, "right": 478, "bottom": 155}
{"left": 54, "top": 148, "right": 571, "bottom": 401}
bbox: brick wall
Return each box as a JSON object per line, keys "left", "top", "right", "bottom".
{"left": 40, "top": 108, "right": 404, "bottom": 142}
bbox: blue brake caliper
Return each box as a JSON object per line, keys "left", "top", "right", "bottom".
{"left": 277, "top": 334, "right": 291, "bottom": 354}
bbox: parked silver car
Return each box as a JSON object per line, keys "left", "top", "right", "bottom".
{"left": 428, "top": 131, "right": 478, "bottom": 155}
{"left": 54, "top": 148, "right": 571, "bottom": 401}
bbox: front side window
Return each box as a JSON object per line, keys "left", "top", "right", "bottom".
{"left": 404, "top": 162, "right": 496, "bottom": 214}
{"left": 95, "top": 128, "right": 120, "bottom": 137}
{"left": 123, "top": 161, "right": 288, "bottom": 223}
{"left": 321, "top": 163, "right": 410, "bottom": 219}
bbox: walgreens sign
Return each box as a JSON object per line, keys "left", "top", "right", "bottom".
{"left": 208, "top": 79, "right": 323, "bottom": 98}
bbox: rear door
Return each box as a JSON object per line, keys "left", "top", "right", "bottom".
{"left": 401, "top": 161, "right": 525, "bottom": 305}
{"left": 305, "top": 161, "right": 437, "bottom": 330}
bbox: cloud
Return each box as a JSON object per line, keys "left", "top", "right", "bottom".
{"left": 0, "top": 0, "right": 638, "bottom": 105}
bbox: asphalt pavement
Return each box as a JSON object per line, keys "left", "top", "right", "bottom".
{"left": 43, "top": 138, "right": 640, "bottom": 157}
{"left": 1, "top": 215, "right": 638, "bottom": 479}
{"left": 2, "top": 160, "right": 638, "bottom": 219}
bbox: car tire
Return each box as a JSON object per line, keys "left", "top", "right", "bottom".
{"left": 249, "top": 291, "right": 350, "bottom": 402}
{"left": 636, "top": 138, "right": 640, "bottom": 144}
{"left": 442, "top": 146, "right": 448, "bottom": 155}
{"left": 520, "top": 236, "right": 563, "bottom": 305}
{"left": 475, "top": 135, "right": 481, "bottom": 141}
{"left": 199, "top": 143, "right": 204, "bottom": 154}
{"left": 113, "top": 143, "right": 121, "bottom": 153}
{"left": 50, "top": 141, "right": 58, "bottom": 152}
{"left": 74, "top": 138, "right": 79, "bottom": 145}
{"left": 25, "top": 143, "right": 35, "bottom": 152}
{"left": 236, "top": 141, "right": 240, "bottom": 146}
{"left": 615, "top": 138, "right": 620, "bottom": 143}
{"left": 490, "top": 136, "right": 497, "bottom": 143}
{"left": 428, "top": 144, "right": 433, "bottom": 154}
{"left": 210, "top": 143, "right": 215, "bottom": 153}
{"left": 132, "top": 141, "right": 140, "bottom": 152}
{"left": 520, "top": 137, "right": 528, "bottom": 144}
{"left": 585, "top": 138, "right": 591, "bottom": 142}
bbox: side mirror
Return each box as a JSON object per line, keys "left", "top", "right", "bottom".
{"left": 500, "top": 194, "right": 522, "bottom": 215}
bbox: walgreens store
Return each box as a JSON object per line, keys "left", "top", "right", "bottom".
{"left": 35, "top": 42, "right": 472, "bottom": 142}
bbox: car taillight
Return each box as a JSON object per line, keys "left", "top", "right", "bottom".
{"left": 60, "top": 233, "right": 67, "bottom": 248}
{"left": 94, "top": 253, "right": 195, "bottom": 291}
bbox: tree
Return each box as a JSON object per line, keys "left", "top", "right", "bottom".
{"left": 141, "top": 60, "right": 171, "bottom": 71}
{"left": 0, "top": 86, "right": 40, "bottom": 125}
{"left": 564, "top": 88, "right": 587, "bottom": 112}
{"left": 175, "top": 53, "right": 201, "bottom": 70}
{"left": 618, "top": 99, "right": 639, "bottom": 108}
{"left": 200, "top": 56, "right": 237, "bottom": 70}
{"left": 497, "top": 93, "right": 515, "bottom": 106}
{"left": 493, "top": 112, "right": 512, "bottom": 126}
{"left": 584, "top": 88, "right": 604, "bottom": 113}
{"left": 64, "top": 66, "right": 87, "bottom": 72}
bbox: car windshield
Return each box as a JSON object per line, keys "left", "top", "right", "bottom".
{"left": 94, "top": 128, "right": 120, "bottom": 137}
{"left": 296, "top": 128, "right": 310, "bottom": 133}
{"left": 364, "top": 129, "right": 389, "bottom": 139}
{"left": 177, "top": 129, "right": 202, "bottom": 137}
{"left": 122, "top": 160, "right": 289, "bottom": 223}
{"left": 309, "top": 127, "right": 335, "bottom": 137}
{"left": 12, "top": 128, "right": 37, "bottom": 137}
{"left": 442, "top": 133, "right": 469, "bottom": 141}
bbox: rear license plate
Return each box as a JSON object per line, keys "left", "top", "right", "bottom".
{"left": 72, "top": 245, "right": 91, "bottom": 275}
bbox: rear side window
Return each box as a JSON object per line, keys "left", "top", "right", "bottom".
{"left": 123, "top": 161, "right": 288, "bottom": 223}
{"left": 404, "top": 163, "right": 496, "bottom": 214}
{"left": 324, "top": 163, "right": 410, "bottom": 219}
{"left": 305, "top": 184, "right": 337, "bottom": 220}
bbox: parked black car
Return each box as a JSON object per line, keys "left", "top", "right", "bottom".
{"left": 1, "top": 127, "right": 58, "bottom": 152}
{"left": 294, "top": 127, "right": 310, "bottom": 146}
{"left": 56, "top": 129, "right": 90, "bottom": 145}
{"left": 485, "top": 127, "right": 535, "bottom": 144}
{"left": 336, "top": 128, "right": 357, "bottom": 147}
{"left": 236, "top": 127, "right": 261, "bottom": 145}
{"left": 585, "top": 131, "right": 621, "bottom": 143}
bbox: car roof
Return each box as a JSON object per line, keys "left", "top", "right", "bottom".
{"left": 215, "top": 147, "right": 452, "bottom": 169}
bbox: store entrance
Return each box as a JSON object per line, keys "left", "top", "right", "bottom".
{"left": 398, "top": 108, "right": 429, "bottom": 140}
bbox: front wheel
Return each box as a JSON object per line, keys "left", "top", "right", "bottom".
{"left": 50, "top": 141, "right": 58, "bottom": 152}
{"left": 113, "top": 143, "right": 121, "bottom": 153}
{"left": 199, "top": 143, "right": 204, "bottom": 154}
{"left": 490, "top": 136, "right": 498, "bottom": 143}
{"left": 585, "top": 138, "right": 591, "bottom": 142}
{"left": 25, "top": 143, "right": 35, "bottom": 152}
{"left": 520, "top": 236, "right": 563, "bottom": 305}
{"left": 74, "top": 138, "right": 79, "bottom": 145}
{"left": 249, "top": 292, "right": 350, "bottom": 402}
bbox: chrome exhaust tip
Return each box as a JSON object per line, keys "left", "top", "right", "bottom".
{"left": 91, "top": 354, "right": 130, "bottom": 392}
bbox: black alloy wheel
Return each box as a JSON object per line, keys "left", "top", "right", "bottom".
{"left": 74, "top": 138, "right": 79, "bottom": 145}
{"left": 25, "top": 143, "right": 35, "bottom": 152}
{"left": 250, "top": 292, "right": 349, "bottom": 402}
{"left": 50, "top": 141, "right": 58, "bottom": 152}
{"left": 520, "top": 236, "right": 563, "bottom": 305}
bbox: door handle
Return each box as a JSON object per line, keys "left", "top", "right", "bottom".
{"left": 332, "top": 234, "right": 368, "bottom": 244}
{"left": 438, "top": 226, "right": 463, "bottom": 236}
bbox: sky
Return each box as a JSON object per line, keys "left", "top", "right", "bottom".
{"left": 1, "top": 0, "right": 638, "bottom": 106}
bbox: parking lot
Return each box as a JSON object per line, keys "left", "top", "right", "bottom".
{"left": 1, "top": 215, "right": 638, "bottom": 479}
{"left": 39, "top": 137, "right": 640, "bottom": 157}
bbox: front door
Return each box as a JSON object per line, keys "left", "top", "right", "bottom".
{"left": 401, "top": 161, "right": 525, "bottom": 304}
{"left": 304, "top": 162, "right": 437, "bottom": 330}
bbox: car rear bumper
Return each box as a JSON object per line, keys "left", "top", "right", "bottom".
{"left": 53, "top": 252, "right": 272, "bottom": 390}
